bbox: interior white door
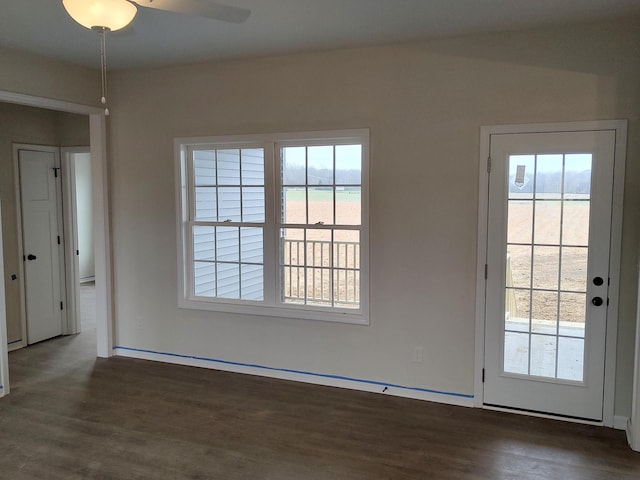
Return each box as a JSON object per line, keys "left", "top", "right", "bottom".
{"left": 19, "top": 149, "right": 64, "bottom": 344}
{"left": 484, "top": 129, "right": 615, "bottom": 421}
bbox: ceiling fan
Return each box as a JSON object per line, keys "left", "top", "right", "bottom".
{"left": 61, "top": 0, "right": 251, "bottom": 115}
{"left": 62, "top": 0, "right": 251, "bottom": 31}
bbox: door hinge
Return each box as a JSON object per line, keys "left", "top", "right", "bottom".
{"left": 76, "top": 250, "right": 79, "bottom": 256}
{"left": 484, "top": 264, "right": 488, "bottom": 279}
{"left": 53, "top": 167, "right": 60, "bottom": 178}
{"left": 23, "top": 255, "right": 25, "bottom": 262}
{"left": 482, "top": 368, "right": 485, "bottom": 383}
{"left": 60, "top": 301, "right": 64, "bottom": 311}
{"left": 57, "top": 236, "right": 61, "bottom": 245}
{"left": 487, "top": 156, "right": 492, "bottom": 174}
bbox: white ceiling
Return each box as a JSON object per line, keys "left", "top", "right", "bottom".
{"left": 1, "top": 0, "right": 639, "bottom": 70}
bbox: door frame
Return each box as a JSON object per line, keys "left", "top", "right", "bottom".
{"left": 0, "top": 198, "right": 9, "bottom": 396}
{"left": 474, "top": 120, "right": 627, "bottom": 428}
{"left": 61, "top": 146, "right": 91, "bottom": 336}
{"left": 13, "top": 144, "right": 68, "bottom": 346}
{"left": 0, "top": 90, "right": 112, "bottom": 369}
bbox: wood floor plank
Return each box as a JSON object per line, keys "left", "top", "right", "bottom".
{"left": 1, "top": 285, "right": 639, "bottom": 478}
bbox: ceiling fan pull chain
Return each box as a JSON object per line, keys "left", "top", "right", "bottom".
{"left": 98, "top": 27, "right": 110, "bottom": 116}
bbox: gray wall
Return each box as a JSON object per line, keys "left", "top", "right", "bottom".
{"left": 1, "top": 20, "right": 638, "bottom": 421}
{"left": 108, "top": 21, "right": 640, "bottom": 416}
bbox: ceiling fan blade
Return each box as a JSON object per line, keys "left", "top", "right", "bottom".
{"left": 131, "top": 0, "right": 250, "bottom": 24}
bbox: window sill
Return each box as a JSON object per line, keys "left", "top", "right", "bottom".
{"left": 178, "top": 297, "right": 369, "bottom": 325}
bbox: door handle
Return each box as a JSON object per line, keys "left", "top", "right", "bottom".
{"left": 592, "top": 297, "right": 603, "bottom": 307}
{"left": 27, "top": 254, "right": 36, "bottom": 261}
{"left": 593, "top": 276, "right": 604, "bottom": 286}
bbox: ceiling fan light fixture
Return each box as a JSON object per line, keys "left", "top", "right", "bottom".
{"left": 62, "top": 0, "right": 137, "bottom": 31}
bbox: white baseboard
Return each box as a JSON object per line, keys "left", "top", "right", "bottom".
{"left": 613, "top": 415, "right": 629, "bottom": 430}
{"left": 114, "top": 346, "right": 475, "bottom": 408}
{"left": 7, "top": 339, "right": 25, "bottom": 352}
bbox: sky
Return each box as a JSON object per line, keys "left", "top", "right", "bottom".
{"left": 282, "top": 145, "right": 362, "bottom": 171}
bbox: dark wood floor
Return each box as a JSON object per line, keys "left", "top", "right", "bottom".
{"left": 1, "top": 286, "right": 639, "bottom": 479}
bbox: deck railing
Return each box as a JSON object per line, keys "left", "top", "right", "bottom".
{"left": 282, "top": 239, "right": 359, "bottom": 307}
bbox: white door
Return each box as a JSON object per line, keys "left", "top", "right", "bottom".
{"left": 484, "top": 129, "right": 615, "bottom": 421}
{"left": 19, "top": 149, "right": 65, "bottom": 344}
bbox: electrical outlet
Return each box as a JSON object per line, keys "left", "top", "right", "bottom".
{"left": 413, "top": 347, "right": 424, "bottom": 363}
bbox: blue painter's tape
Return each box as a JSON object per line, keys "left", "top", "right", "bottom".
{"left": 114, "top": 345, "right": 474, "bottom": 399}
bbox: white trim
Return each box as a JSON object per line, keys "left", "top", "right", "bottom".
{"left": 628, "top": 418, "right": 636, "bottom": 451}
{"left": 0, "top": 92, "right": 103, "bottom": 116}
{"left": 613, "top": 415, "right": 629, "bottom": 430}
{"left": 174, "top": 129, "right": 370, "bottom": 147}
{"left": 603, "top": 121, "right": 627, "bottom": 427}
{"left": 0, "top": 199, "right": 9, "bottom": 396}
{"left": 61, "top": 146, "right": 91, "bottom": 336}
{"left": 474, "top": 127, "right": 491, "bottom": 407}
{"left": 114, "top": 347, "right": 475, "bottom": 408}
{"left": 12, "top": 146, "right": 28, "bottom": 347}
{"left": 89, "top": 113, "right": 113, "bottom": 358}
{"left": 7, "top": 340, "right": 26, "bottom": 352}
{"left": 475, "top": 120, "right": 627, "bottom": 427}
{"left": 0, "top": 89, "right": 112, "bottom": 370}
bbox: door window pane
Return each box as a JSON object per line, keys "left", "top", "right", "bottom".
{"left": 557, "top": 337, "right": 584, "bottom": 382}
{"left": 530, "top": 334, "right": 557, "bottom": 378}
{"left": 506, "top": 245, "right": 531, "bottom": 289}
{"left": 533, "top": 200, "right": 561, "bottom": 245}
{"left": 532, "top": 246, "right": 559, "bottom": 290}
{"left": 559, "top": 292, "right": 586, "bottom": 338}
{"left": 505, "top": 288, "right": 530, "bottom": 332}
{"left": 504, "top": 332, "right": 529, "bottom": 375}
{"left": 507, "top": 200, "right": 533, "bottom": 244}
{"left": 560, "top": 247, "right": 588, "bottom": 292}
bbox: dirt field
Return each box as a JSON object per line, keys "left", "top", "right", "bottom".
{"left": 507, "top": 201, "right": 590, "bottom": 324}
{"left": 280, "top": 193, "right": 591, "bottom": 320}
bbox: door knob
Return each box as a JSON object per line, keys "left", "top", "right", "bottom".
{"left": 592, "top": 297, "right": 603, "bottom": 307}
{"left": 27, "top": 254, "right": 36, "bottom": 261}
{"left": 593, "top": 276, "right": 604, "bottom": 286}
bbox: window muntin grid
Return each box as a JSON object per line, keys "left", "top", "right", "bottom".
{"left": 279, "top": 143, "right": 362, "bottom": 309}
{"left": 190, "top": 147, "right": 265, "bottom": 301}
{"left": 504, "top": 153, "right": 592, "bottom": 382}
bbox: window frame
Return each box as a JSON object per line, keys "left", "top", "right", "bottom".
{"left": 175, "top": 129, "right": 369, "bottom": 325}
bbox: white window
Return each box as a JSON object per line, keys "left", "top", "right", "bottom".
{"left": 176, "top": 130, "right": 369, "bottom": 324}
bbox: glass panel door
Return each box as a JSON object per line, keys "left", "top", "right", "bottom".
{"left": 483, "top": 128, "right": 616, "bottom": 421}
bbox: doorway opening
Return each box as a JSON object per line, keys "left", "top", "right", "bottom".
{"left": 0, "top": 91, "right": 112, "bottom": 397}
